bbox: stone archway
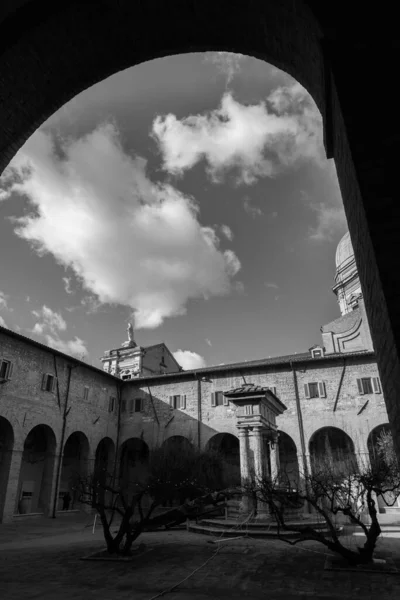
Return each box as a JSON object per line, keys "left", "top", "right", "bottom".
{"left": 367, "top": 423, "right": 398, "bottom": 513}
{"left": 277, "top": 431, "right": 299, "bottom": 488}
{"left": 0, "top": 416, "right": 14, "bottom": 522}
{"left": 17, "top": 424, "right": 57, "bottom": 515}
{"left": 206, "top": 433, "right": 240, "bottom": 488}
{"left": 94, "top": 437, "right": 116, "bottom": 507}
{"left": 309, "top": 427, "right": 357, "bottom": 474}
{"left": 119, "top": 437, "right": 150, "bottom": 490}
{"left": 60, "top": 431, "right": 90, "bottom": 511}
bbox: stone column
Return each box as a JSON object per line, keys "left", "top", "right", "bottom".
{"left": 251, "top": 427, "right": 269, "bottom": 519}
{"left": 1, "top": 446, "right": 23, "bottom": 523}
{"left": 237, "top": 428, "right": 251, "bottom": 514}
{"left": 269, "top": 435, "right": 280, "bottom": 484}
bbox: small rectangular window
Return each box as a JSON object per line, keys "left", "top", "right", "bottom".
{"left": 172, "top": 395, "right": 180, "bottom": 409}
{"left": 83, "top": 386, "right": 89, "bottom": 401}
{"left": 372, "top": 377, "right": 381, "bottom": 393}
{"left": 308, "top": 382, "right": 319, "bottom": 398}
{"left": 215, "top": 391, "right": 224, "bottom": 406}
{"left": 361, "top": 378, "right": 373, "bottom": 394}
{"left": 0, "top": 359, "right": 12, "bottom": 380}
{"left": 108, "top": 396, "right": 115, "bottom": 413}
{"left": 135, "top": 398, "right": 142, "bottom": 412}
{"left": 41, "top": 373, "right": 55, "bottom": 392}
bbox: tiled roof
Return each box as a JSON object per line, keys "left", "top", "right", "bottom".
{"left": 133, "top": 349, "right": 374, "bottom": 383}
{"left": 0, "top": 325, "right": 120, "bottom": 381}
{"left": 225, "top": 384, "right": 271, "bottom": 395}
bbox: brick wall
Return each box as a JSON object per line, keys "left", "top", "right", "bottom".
{"left": 121, "top": 355, "right": 389, "bottom": 464}
{"left": 0, "top": 330, "right": 119, "bottom": 521}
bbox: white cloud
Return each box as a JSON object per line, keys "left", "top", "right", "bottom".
{"left": 32, "top": 305, "right": 66, "bottom": 334}
{"left": 26, "top": 295, "right": 30, "bottom": 302}
{"left": 205, "top": 338, "right": 212, "bottom": 347}
{"left": 0, "top": 316, "right": 8, "bottom": 328}
{"left": 0, "top": 291, "right": 8, "bottom": 311}
{"left": 306, "top": 163, "right": 347, "bottom": 242}
{"left": 44, "top": 334, "right": 88, "bottom": 359}
{"left": 0, "top": 123, "right": 241, "bottom": 329}
{"left": 234, "top": 281, "right": 245, "bottom": 295}
{"left": 63, "top": 277, "right": 73, "bottom": 294}
{"left": 308, "top": 203, "right": 347, "bottom": 242}
{"left": 173, "top": 349, "right": 206, "bottom": 370}
{"left": 30, "top": 304, "right": 88, "bottom": 359}
{"left": 220, "top": 224, "right": 233, "bottom": 241}
{"left": 204, "top": 52, "right": 244, "bottom": 85}
{"left": 243, "top": 197, "right": 263, "bottom": 218}
{"left": 152, "top": 84, "right": 323, "bottom": 185}
{"left": 81, "top": 295, "right": 103, "bottom": 314}
{"left": 265, "top": 282, "right": 279, "bottom": 289}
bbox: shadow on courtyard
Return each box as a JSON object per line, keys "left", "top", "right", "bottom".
{"left": 1, "top": 516, "right": 400, "bottom": 599}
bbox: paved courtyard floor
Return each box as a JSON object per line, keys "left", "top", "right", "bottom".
{"left": 1, "top": 514, "right": 400, "bottom": 599}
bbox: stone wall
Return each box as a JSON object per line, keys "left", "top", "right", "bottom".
{"left": 121, "top": 354, "right": 389, "bottom": 469}
{"left": 0, "top": 329, "right": 119, "bottom": 522}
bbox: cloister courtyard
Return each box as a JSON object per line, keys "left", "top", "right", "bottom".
{"left": 1, "top": 513, "right": 400, "bottom": 600}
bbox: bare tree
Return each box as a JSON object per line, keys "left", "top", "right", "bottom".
{"left": 245, "top": 438, "right": 400, "bottom": 566}
{"left": 75, "top": 443, "right": 237, "bottom": 556}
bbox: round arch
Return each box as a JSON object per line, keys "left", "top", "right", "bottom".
{"left": 17, "top": 424, "right": 57, "bottom": 515}
{"left": 119, "top": 437, "right": 150, "bottom": 488}
{"left": 0, "top": 2, "right": 326, "bottom": 176}
{"left": 60, "top": 431, "right": 90, "bottom": 510}
{"left": 205, "top": 432, "right": 240, "bottom": 487}
{"left": 367, "top": 423, "right": 391, "bottom": 465}
{"left": 309, "top": 426, "right": 357, "bottom": 473}
{"left": 0, "top": 416, "right": 14, "bottom": 522}
{"left": 93, "top": 437, "right": 116, "bottom": 507}
{"left": 277, "top": 431, "right": 299, "bottom": 487}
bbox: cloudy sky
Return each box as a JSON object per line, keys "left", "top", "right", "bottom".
{"left": 0, "top": 53, "right": 347, "bottom": 370}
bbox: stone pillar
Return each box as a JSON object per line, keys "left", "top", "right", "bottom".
{"left": 252, "top": 428, "right": 269, "bottom": 519}
{"left": 270, "top": 437, "right": 280, "bottom": 484}
{"left": 251, "top": 427, "right": 265, "bottom": 483}
{"left": 237, "top": 428, "right": 251, "bottom": 514}
{"left": 1, "top": 446, "right": 23, "bottom": 523}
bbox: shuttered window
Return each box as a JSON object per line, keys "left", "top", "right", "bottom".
{"left": 211, "top": 391, "right": 227, "bottom": 406}
{"left": 357, "top": 377, "right": 381, "bottom": 394}
{"left": 169, "top": 395, "right": 182, "bottom": 409}
{"left": 83, "top": 386, "right": 89, "bottom": 401}
{"left": 304, "top": 382, "right": 325, "bottom": 398}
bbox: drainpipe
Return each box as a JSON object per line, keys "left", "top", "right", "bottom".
{"left": 52, "top": 363, "right": 75, "bottom": 518}
{"left": 290, "top": 361, "right": 311, "bottom": 514}
{"left": 196, "top": 374, "right": 202, "bottom": 450}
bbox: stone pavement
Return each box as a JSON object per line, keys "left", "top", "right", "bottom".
{"left": 1, "top": 515, "right": 400, "bottom": 599}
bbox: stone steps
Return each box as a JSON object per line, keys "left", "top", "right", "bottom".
{"left": 188, "top": 516, "right": 335, "bottom": 539}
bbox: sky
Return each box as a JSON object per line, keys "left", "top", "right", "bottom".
{"left": 0, "top": 52, "right": 347, "bottom": 370}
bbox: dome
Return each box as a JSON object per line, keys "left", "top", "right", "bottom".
{"left": 335, "top": 232, "right": 354, "bottom": 269}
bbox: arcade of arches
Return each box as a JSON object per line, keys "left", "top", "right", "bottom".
{"left": 0, "top": 411, "right": 396, "bottom": 521}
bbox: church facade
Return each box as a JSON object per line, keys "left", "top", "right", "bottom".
{"left": 0, "top": 233, "right": 394, "bottom": 523}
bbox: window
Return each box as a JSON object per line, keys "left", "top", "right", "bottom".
{"left": 0, "top": 359, "right": 13, "bottom": 381}
{"left": 357, "top": 377, "right": 381, "bottom": 394}
{"left": 83, "top": 386, "right": 89, "bottom": 401}
{"left": 169, "top": 395, "right": 186, "bottom": 409}
{"left": 211, "top": 391, "right": 228, "bottom": 407}
{"left": 304, "top": 381, "right": 326, "bottom": 398}
{"left": 41, "top": 373, "right": 55, "bottom": 392}
{"left": 134, "top": 398, "right": 142, "bottom": 412}
{"left": 108, "top": 396, "right": 115, "bottom": 413}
